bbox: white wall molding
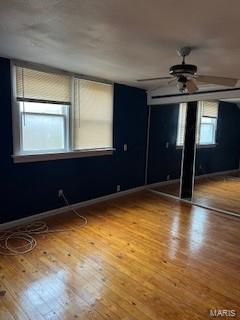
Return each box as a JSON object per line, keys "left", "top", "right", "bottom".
{"left": 147, "top": 178, "right": 180, "bottom": 189}
{"left": 148, "top": 87, "right": 240, "bottom": 105}
{"left": 0, "top": 186, "right": 144, "bottom": 231}
{"left": 1, "top": 168, "right": 239, "bottom": 231}
{"left": 147, "top": 168, "right": 240, "bottom": 189}
{"left": 148, "top": 189, "right": 240, "bottom": 219}
{"left": 195, "top": 168, "right": 240, "bottom": 180}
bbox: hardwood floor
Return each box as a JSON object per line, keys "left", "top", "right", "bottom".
{"left": 152, "top": 173, "right": 240, "bottom": 214}
{"left": 193, "top": 174, "right": 240, "bottom": 213}
{"left": 0, "top": 191, "right": 240, "bottom": 319}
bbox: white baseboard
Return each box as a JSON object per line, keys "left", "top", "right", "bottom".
{"left": 148, "top": 189, "right": 240, "bottom": 219}
{"left": 1, "top": 168, "right": 239, "bottom": 230}
{"left": 0, "top": 186, "right": 145, "bottom": 231}
{"left": 146, "top": 178, "right": 180, "bottom": 189}
{"left": 148, "top": 168, "right": 240, "bottom": 188}
{"left": 195, "top": 168, "right": 240, "bottom": 180}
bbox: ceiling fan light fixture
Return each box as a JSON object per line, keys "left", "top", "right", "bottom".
{"left": 177, "top": 78, "right": 187, "bottom": 93}
{"left": 169, "top": 64, "right": 197, "bottom": 77}
{"left": 136, "top": 46, "right": 239, "bottom": 92}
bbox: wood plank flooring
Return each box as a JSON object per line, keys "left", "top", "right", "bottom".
{"left": 0, "top": 191, "right": 240, "bottom": 319}
{"left": 152, "top": 173, "right": 240, "bottom": 214}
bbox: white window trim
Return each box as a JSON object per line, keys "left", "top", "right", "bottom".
{"left": 11, "top": 60, "right": 115, "bottom": 163}
{"left": 12, "top": 148, "right": 115, "bottom": 163}
{"left": 19, "top": 106, "right": 70, "bottom": 154}
{"left": 177, "top": 143, "right": 217, "bottom": 149}
{"left": 196, "top": 143, "right": 217, "bottom": 149}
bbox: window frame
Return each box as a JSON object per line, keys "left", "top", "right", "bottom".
{"left": 11, "top": 60, "right": 115, "bottom": 163}
{"left": 198, "top": 116, "right": 217, "bottom": 146}
{"left": 176, "top": 101, "right": 218, "bottom": 149}
{"left": 19, "top": 106, "right": 69, "bottom": 154}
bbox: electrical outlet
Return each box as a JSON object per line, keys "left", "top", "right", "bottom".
{"left": 117, "top": 185, "right": 121, "bottom": 192}
{"left": 167, "top": 175, "right": 170, "bottom": 181}
{"left": 58, "top": 189, "right": 63, "bottom": 198}
{"left": 165, "top": 142, "right": 169, "bottom": 148}
{"left": 123, "top": 144, "right": 128, "bottom": 151}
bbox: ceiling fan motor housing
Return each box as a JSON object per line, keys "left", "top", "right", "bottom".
{"left": 169, "top": 64, "right": 197, "bottom": 77}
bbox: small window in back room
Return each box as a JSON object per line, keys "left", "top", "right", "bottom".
{"left": 176, "top": 101, "right": 219, "bottom": 147}
{"left": 197, "top": 101, "right": 218, "bottom": 145}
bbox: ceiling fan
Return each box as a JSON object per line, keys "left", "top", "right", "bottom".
{"left": 137, "top": 47, "right": 239, "bottom": 93}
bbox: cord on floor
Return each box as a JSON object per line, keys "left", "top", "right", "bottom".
{"left": 0, "top": 192, "right": 87, "bottom": 255}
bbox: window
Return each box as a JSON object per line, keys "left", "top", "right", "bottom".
{"left": 176, "top": 103, "right": 187, "bottom": 146}
{"left": 199, "top": 117, "right": 217, "bottom": 145}
{"left": 20, "top": 102, "right": 68, "bottom": 153}
{"left": 197, "top": 100, "right": 218, "bottom": 145}
{"left": 176, "top": 101, "right": 218, "bottom": 147}
{"left": 12, "top": 63, "right": 114, "bottom": 162}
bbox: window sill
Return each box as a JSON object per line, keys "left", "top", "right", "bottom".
{"left": 176, "top": 144, "right": 217, "bottom": 149}
{"left": 12, "top": 148, "right": 115, "bottom": 163}
{"left": 196, "top": 144, "right": 217, "bottom": 149}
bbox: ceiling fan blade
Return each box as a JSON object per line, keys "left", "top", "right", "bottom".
{"left": 147, "top": 86, "right": 162, "bottom": 93}
{"left": 186, "top": 79, "right": 198, "bottom": 94}
{"left": 148, "top": 78, "right": 177, "bottom": 92}
{"left": 168, "top": 78, "right": 177, "bottom": 84}
{"left": 137, "top": 76, "right": 173, "bottom": 82}
{"left": 197, "top": 75, "right": 238, "bottom": 87}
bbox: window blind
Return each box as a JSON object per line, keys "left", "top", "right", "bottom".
{"left": 196, "top": 101, "right": 218, "bottom": 143}
{"left": 73, "top": 79, "right": 113, "bottom": 150}
{"left": 16, "top": 66, "right": 71, "bottom": 105}
{"left": 198, "top": 100, "right": 218, "bottom": 118}
{"left": 176, "top": 103, "right": 187, "bottom": 146}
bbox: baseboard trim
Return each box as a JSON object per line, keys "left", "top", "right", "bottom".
{"left": 148, "top": 189, "right": 240, "bottom": 219}
{"left": 0, "top": 186, "right": 145, "bottom": 231}
{"left": 195, "top": 168, "right": 240, "bottom": 180}
{"left": 146, "top": 178, "right": 180, "bottom": 189}
{"left": 1, "top": 168, "right": 239, "bottom": 230}
{"left": 148, "top": 168, "right": 240, "bottom": 188}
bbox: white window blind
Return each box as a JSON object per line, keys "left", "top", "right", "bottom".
{"left": 196, "top": 101, "right": 218, "bottom": 144}
{"left": 176, "top": 103, "right": 187, "bottom": 146}
{"left": 73, "top": 79, "right": 113, "bottom": 150}
{"left": 16, "top": 66, "right": 71, "bottom": 104}
{"left": 198, "top": 100, "right": 218, "bottom": 118}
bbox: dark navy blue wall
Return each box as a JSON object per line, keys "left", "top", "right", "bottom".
{"left": 0, "top": 57, "right": 148, "bottom": 224}
{"left": 147, "top": 104, "right": 182, "bottom": 184}
{"left": 196, "top": 102, "right": 240, "bottom": 175}
{"left": 147, "top": 102, "right": 240, "bottom": 184}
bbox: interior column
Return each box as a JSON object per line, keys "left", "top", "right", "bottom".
{"left": 180, "top": 101, "right": 198, "bottom": 199}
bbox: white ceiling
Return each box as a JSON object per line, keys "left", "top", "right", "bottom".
{"left": 1, "top": 0, "right": 240, "bottom": 90}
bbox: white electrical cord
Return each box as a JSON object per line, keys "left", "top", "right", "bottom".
{"left": 0, "top": 192, "right": 87, "bottom": 256}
